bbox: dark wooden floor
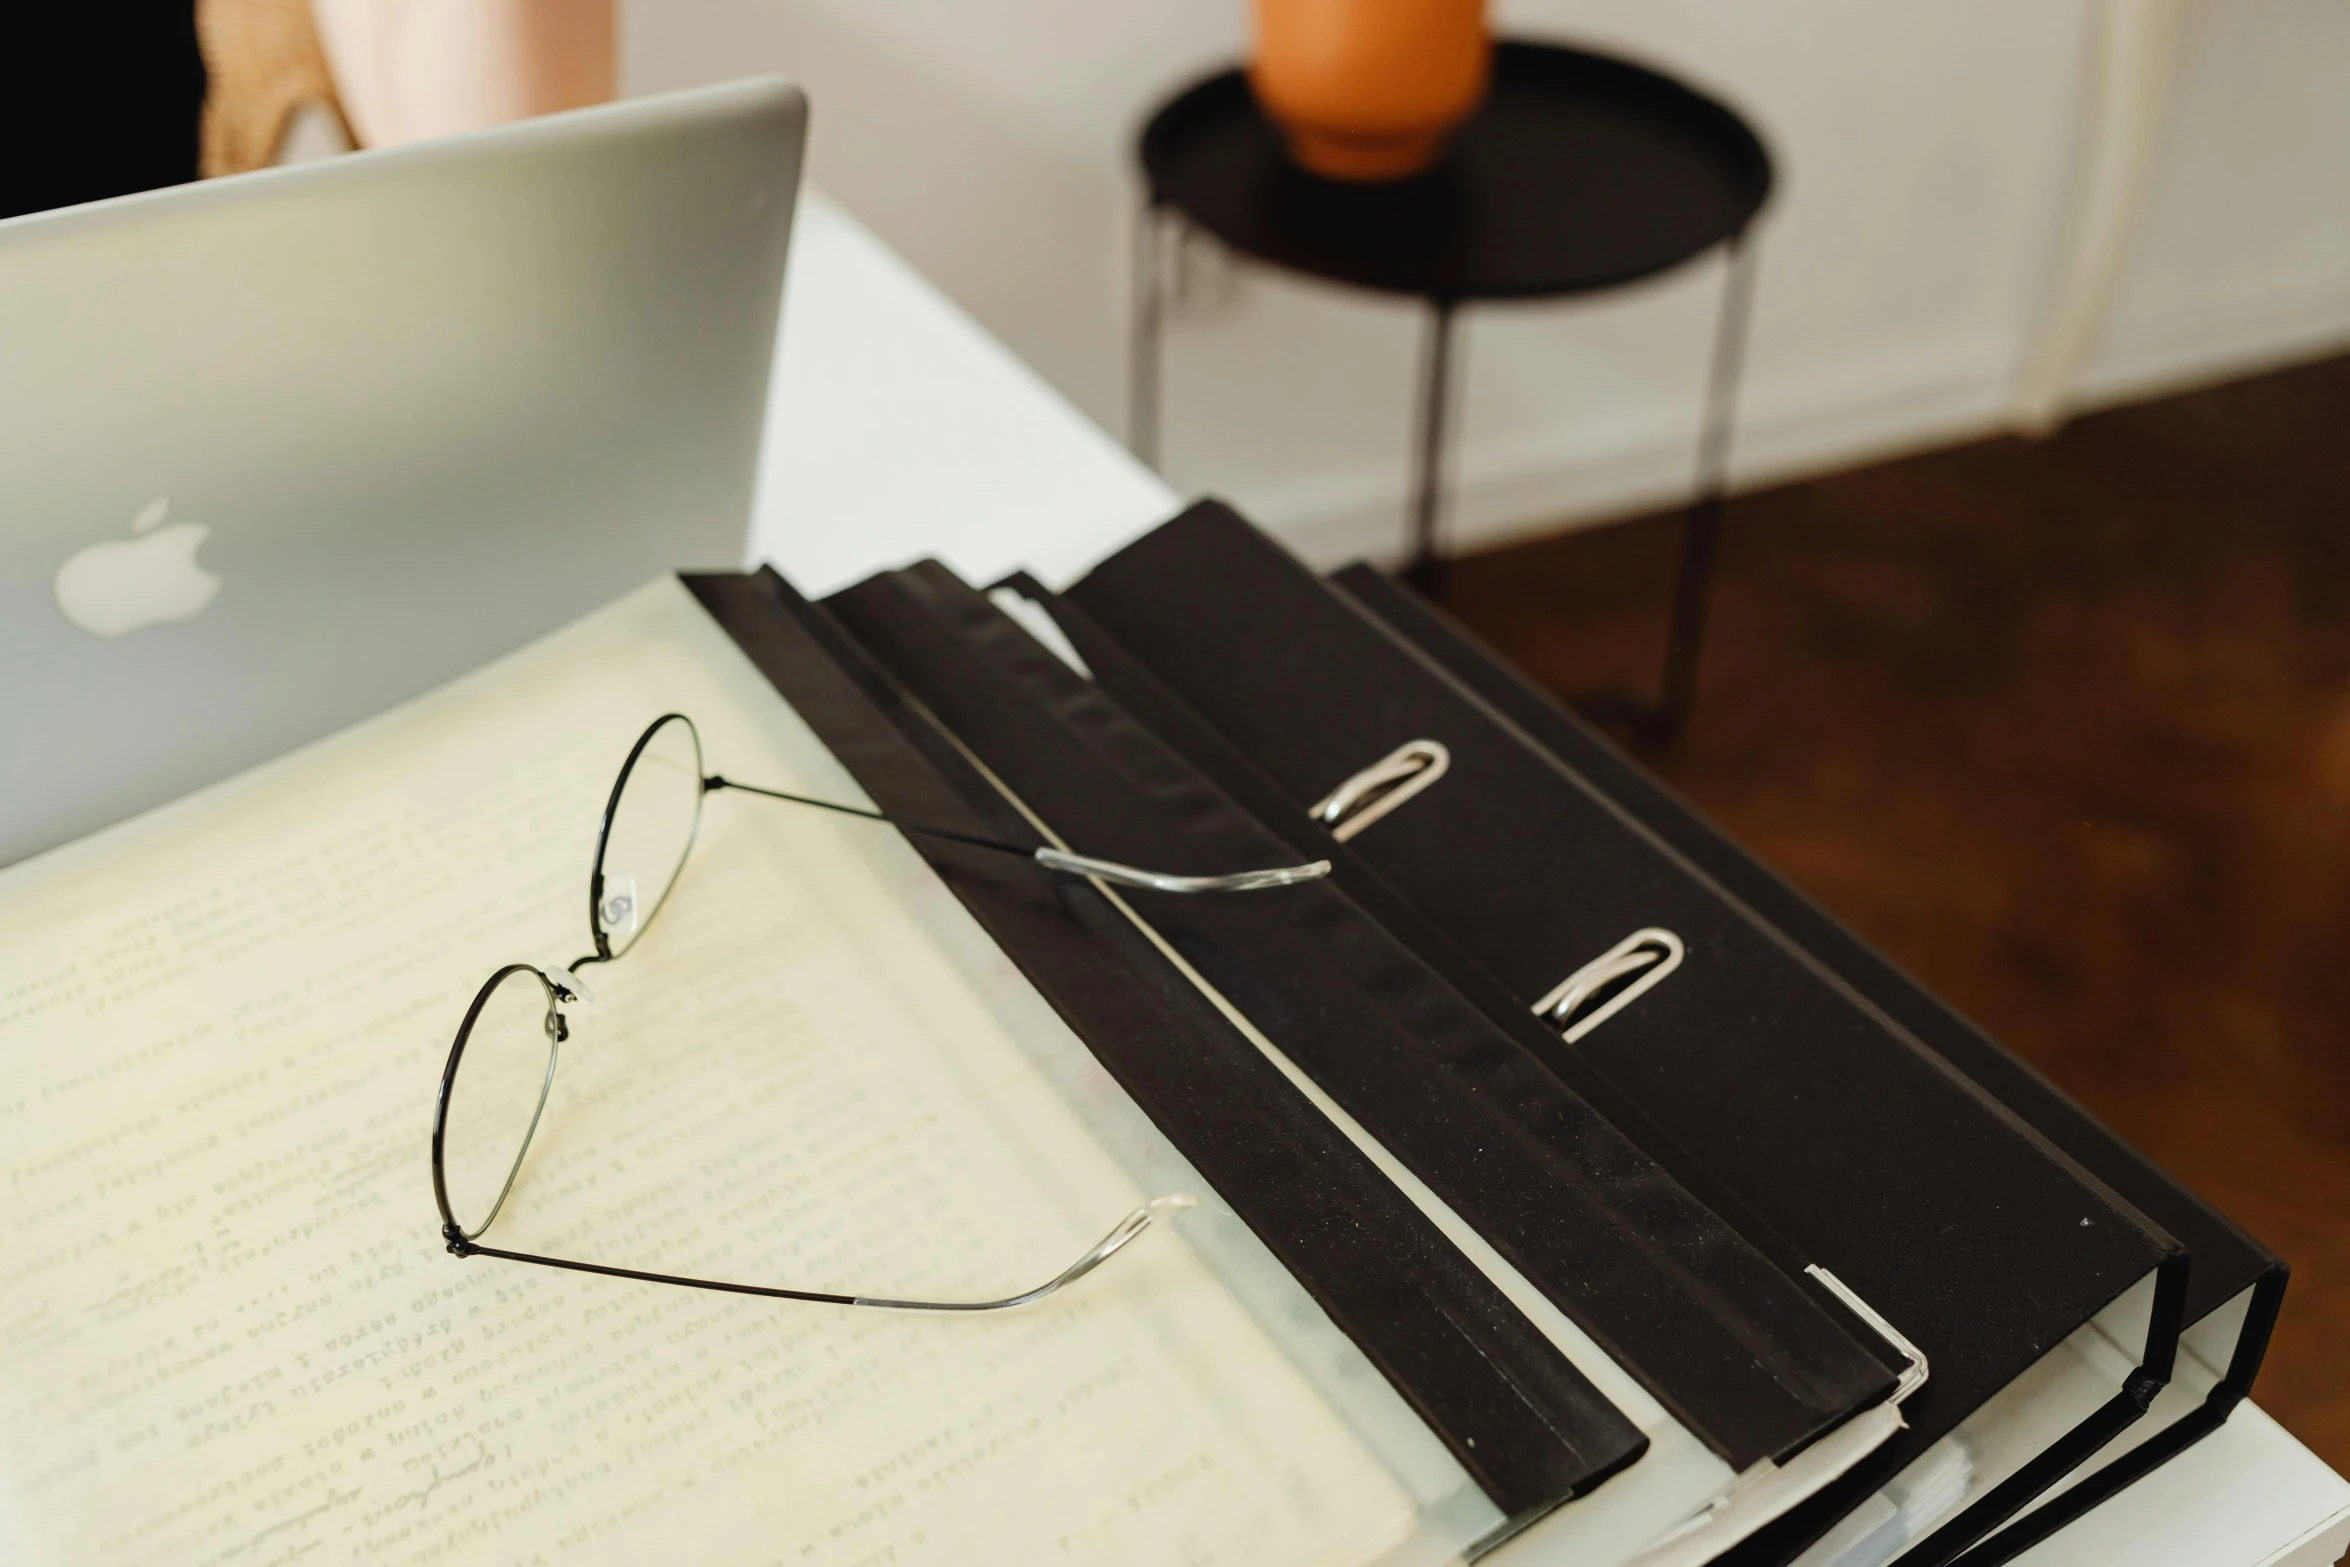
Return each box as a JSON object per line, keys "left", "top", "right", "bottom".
{"left": 1444, "top": 350, "right": 2350, "bottom": 1472}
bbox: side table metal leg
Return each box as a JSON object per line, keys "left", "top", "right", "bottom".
{"left": 1404, "top": 301, "right": 1459, "bottom": 596}
{"left": 1129, "top": 201, "right": 1165, "bottom": 470}
{"left": 1651, "top": 234, "right": 1760, "bottom": 741}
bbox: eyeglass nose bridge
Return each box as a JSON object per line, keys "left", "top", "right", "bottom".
{"left": 545, "top": 965, "right": 595, "bottom": 1007}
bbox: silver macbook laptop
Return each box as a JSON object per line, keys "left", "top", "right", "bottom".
{"left": 0, "top": 78, "right": 806, "bottom": 866}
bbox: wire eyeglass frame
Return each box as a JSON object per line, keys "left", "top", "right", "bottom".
{"left": 430, "top": 712, "right": 1324, "bottom": 1312}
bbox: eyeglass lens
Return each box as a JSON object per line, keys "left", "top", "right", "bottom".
{"left": 593, "top": 715, "right": 703, "bottom": 958}
{"left": 442, "top": 965, "right": 564, "bottom": 1239}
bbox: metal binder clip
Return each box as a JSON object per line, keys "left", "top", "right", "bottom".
{"left": 1533, "top": 927, "right": 1684, "bottom": 1042}
{"left": 1308, "top": 739, "right": 1450, "bottom": 842}
{"left": 1031, "top": 847, "right": 1329, "bottom": 893}
{"left": 1806, "top": 1265, "right": 1930, "bottom": 1403}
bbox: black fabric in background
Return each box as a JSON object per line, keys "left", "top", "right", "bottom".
{"left": 684, "top": 569, "right": 1646, "bottom": 1523}
{"left": 1062, "top": 503, "right": 2188, "bottom": 1567}
{"left": 3, "top": 5, "right": 205, "bottom": 221}
{"left": 1325, "top": 560, "right": 2288, "bottom": 1565}
{"left": 823, "top": 561, "right": 1902, "bottom": 1476}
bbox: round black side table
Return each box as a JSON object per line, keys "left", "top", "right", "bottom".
{"left": 1133, "top": 41, "right": 1772, "bottom": 742}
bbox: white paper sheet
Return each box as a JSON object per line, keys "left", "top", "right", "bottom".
{"left": 0, "top": 579, "right": 1496, "bottom": 1566}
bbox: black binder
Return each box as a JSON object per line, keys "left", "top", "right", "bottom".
{"left": 1326, "top": 557, "right": 2287, "bottom": 1563}
{"left": 818, "top": 560, "right": 1917, "bottom": 1490}
{"left": 1056, "top": 503, "right": 2204, "bottom": 1567}
{"left": 686, "top": 568, "right": 1649, "bottom": 1526}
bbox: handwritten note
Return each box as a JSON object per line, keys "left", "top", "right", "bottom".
{"left": 0, "top": 580, "right": 1489, "bottom": 1566}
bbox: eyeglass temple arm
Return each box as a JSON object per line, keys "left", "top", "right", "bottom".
{"left": 703, "top": 776, "right": 1329, "bottom": 894}
{"left": 444, "top": 1195, "right": 1194, "bottom": 1312}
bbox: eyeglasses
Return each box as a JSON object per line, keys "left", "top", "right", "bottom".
{"left": 430, "top": 712, "right": 1328, "bottom": 1312}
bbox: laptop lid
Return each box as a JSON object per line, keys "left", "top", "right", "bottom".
{"left": 0, "top": 78, "right": 805, "bottom": 866}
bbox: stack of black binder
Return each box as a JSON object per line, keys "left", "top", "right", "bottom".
{"left": 685, "top": 499, "right": 2283, "bottom": 1567}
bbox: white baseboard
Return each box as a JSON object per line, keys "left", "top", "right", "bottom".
{"left": 1241, "top": 337, "right": 2020, "bottom": 570}
{"left": 2073, "top": 266, "right": 2350, "bottom": 411}
{"left": 1235, "top": 267, "right": 2350, "bottom": 572}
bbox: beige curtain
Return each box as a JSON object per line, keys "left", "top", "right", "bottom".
{"left": 2011, "top": 0, "right": 2189, "bottom": 434}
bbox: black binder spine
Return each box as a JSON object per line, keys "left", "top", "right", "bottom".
{"left": 1943, "top": 1265, "right": 2282, "bottom": 1565}
{"left": 684, "top": 568, "right": 1647, "bottom": 1522}
{"left": 1061, "top": 504, "right": 2193, "bottom": 1567}
{"left": 820, "top": 562, "right": 1905, "bottom": 1474}
{"left": 1038, "top": 565, "right": 2193, "bottom": 1567}
{"left": 1012, "top": 569, "right": 1923, "bottom": 1401}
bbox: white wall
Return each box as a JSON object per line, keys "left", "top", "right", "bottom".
{"left": 625, "top": 0, "right": 2350, "bottom": 567}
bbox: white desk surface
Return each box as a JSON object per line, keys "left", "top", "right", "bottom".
{"left": 752, "top": 192, "right": 1178, "bottom": 597}
{"left": 750, "top": 191, "right": 2350, "bottom": 1567}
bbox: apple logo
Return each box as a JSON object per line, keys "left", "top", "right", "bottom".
{"left": 53, "top": 496, "right": 223, "bottom": 639}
